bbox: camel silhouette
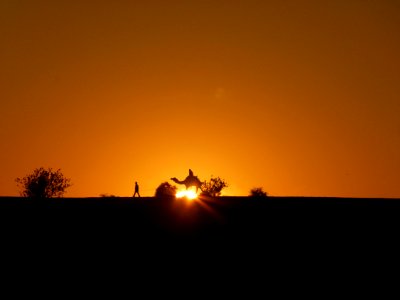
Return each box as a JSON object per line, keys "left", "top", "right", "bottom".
{"left": 171, "top": 169, "right": 203, "bottom": 192}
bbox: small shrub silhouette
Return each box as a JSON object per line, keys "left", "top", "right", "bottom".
{"left": 155, "top": 182, "right": 177, "bottom": 198}
{"left": 99, "top": 194, "right": 117, "bottom": 198}
{"left": 15, "top": 167, "right": 71, "bottom": 198}
{"left": 249, "top": 187, "right": 268, "bottom": 198}
{"left": 201, "top": 176, "right": 228, "bottom": 197}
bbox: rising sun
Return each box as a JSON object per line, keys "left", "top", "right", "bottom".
{"left": 176, "top": 190, "right": 198, "bottom": 200}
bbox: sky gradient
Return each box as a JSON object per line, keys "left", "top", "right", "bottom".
{"left": 1, "top": 0, "right": 399, "bottom": 197}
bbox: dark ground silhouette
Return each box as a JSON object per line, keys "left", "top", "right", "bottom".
{"left": 1, "top": 196, "right": 399, "bottom": 243}
{"left": 1, "top": 195, "right": 398, "bottom": 287}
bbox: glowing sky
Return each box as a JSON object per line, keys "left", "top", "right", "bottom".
{"left": 1, "top": 0, "right": 399, "bottom": 197}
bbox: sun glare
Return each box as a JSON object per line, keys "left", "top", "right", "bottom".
{"left": 176, "top": 190, "right": 198, "bottom": 200}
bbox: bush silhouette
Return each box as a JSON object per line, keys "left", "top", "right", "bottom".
{"left": 201, "top": 176, "right": 228, "bottom": 197}
{"left": 249, "top": 187, "right": 268, "bottom": 198}
{"left": 99, "top": 194, "right": 117, "bottom": 198}
{"left": 15, "top": 167, "right": 71, "bottom": 198}
{"left": 155, "top": 182, "right": 177, "bottom": 198}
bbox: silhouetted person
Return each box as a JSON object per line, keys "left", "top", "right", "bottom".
{"left": 133, "top": 181, "right": 140, "bottom": 197}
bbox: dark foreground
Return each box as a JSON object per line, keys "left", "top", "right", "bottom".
{"left": 1, "top": 196, "right": 400, "bottom": 285}
{"left": 1, "top": 196, "right": 399, "bottom": 243}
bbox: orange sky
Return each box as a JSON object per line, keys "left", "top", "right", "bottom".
{"left": 1, "top": 0, "right": 399, "bottom": 198}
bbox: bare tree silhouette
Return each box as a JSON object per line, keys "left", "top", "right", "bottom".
{"left": 201, "top": 176, "right": 228, "bottom": 197}
{"left": 15, "top": 167, "right": 71, "bottom": 198}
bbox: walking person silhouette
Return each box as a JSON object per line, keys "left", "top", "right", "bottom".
{"left": 133, "top": 181, "right": 140, "bottom": 197}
